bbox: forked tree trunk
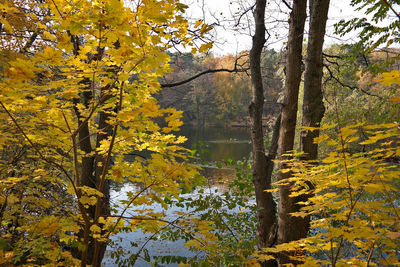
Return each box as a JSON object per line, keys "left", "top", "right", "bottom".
{"left": 301, "top": 0, "right": 330, "bottom": 160}
{"left": 248, "top": 1, "right": 278, "bottom": 266}
{"left": 276, "top": 0, "right": 307, "bottom": 264}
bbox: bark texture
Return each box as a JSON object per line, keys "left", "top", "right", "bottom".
{"left": 248, "top": 1, "right": 278, "bottom": 265}
{"left": 301, "top": 0, "right": 330, "bottom": 160}
{"left": 276, "top": 0, "right": 307, "bottom": 264}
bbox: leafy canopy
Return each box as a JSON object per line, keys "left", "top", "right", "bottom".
{"left": 0, "top": 0, "right": 212, "bottom": 265}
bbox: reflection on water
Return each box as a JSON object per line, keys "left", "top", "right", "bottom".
{"left": 179, "top": 126, "right": 251, "bottom": 162}
{"left": 103, "top": 184, "right": 199, "bottom": 267}
{"left": 103, "top": 127, "right": 252, "bottom": 266}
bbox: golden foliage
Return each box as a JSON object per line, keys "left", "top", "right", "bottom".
{"left": 0, "top": 0, "right": 211, "bottom": 265}
{"left": 267, "top": 122, "right": 400, "bottom": 266}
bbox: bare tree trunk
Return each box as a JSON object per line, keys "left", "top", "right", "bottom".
{"left": 276, "top": 0, "right": 307, "bottom": 264}
{"left": 248, "top": 1, "right": 278, "bottom": 265}
{"left": 301, "top": 0, "right": 330, "bottom": 160}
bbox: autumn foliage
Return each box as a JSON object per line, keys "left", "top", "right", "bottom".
{"left": 0, "top": 0, "right": 208, "bottom": 265}
{"left": 0, "top": 0, "right": 399, "bottom": 266}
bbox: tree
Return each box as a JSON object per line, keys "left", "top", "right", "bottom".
{"left": 248, "top": 2, "right": 278, "bottom": 266}
{"left": 268, "top": 122, "right": 400, "bottom": 266}
{"left": 247, "top": 1, "right": 331, "bottom": 265}
{"left": 301, "top": 0, "right": 330, "bottom": 161}
{"left": 268, "top": 0, "right": 399, "bottom": 265}
{"left": 0, "top": 0, "right": 206, "bottom": 266}
{"left": 276, "top": 1, "right": 307, "bottom": 263}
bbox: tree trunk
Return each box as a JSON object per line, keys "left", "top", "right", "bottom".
{"left": 71, "top": 86, "right": 97, "bottom": 266}
{"left": 276, "top": 0, "right": 307, "bottom": 264}
{"left": 301, "top": 0, "right": 329, "bottom": 161}
{"left": 91, "top": 107, "right": 112, "bottom": 267}
{"left": 70, "top": 61, "right": 112, "bottom": 267}
{"left": 248, "top": 1, "right": 278, "bottom": 266}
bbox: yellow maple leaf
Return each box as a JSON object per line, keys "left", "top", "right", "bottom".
{"left": 376, "top": 70, "right": 400, "bottom": 85}
{"left": 313, "top": 134, "right": 329, "bottom": 144}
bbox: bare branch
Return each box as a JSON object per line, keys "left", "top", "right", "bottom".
{"left": 323, "top": 63, "right": 383, "bottom": 99}
{"left": 234, "top": 3, "right": 256, "bottom": 27}
{"left": 160, "top": 67, "right": 248, "bottom": 88}
{"left": 282, "top": 0, "right": 293, "bottom": 10}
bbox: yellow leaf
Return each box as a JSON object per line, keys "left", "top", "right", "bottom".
{"left": 359, "top": 138, "right": 377, "bottom": 145}
{"left": 265, "top": 188, "right": 279, "bottom": 193}
{"left": 347, "top": 136, "right": 359, "bottom": 143}
{"left": 313, "top": 134, "right": 329, "bottom": 144}
{"left": 376, "top": 70, "right": 400, "bottom": 85}
{"left": 322, "top": 152, "right": 339, "bottom": 163}
{"left": 194, "top": 19, "right": 203, "bottom": 28}
{"left": 339, "top": 127, "right": 357, "bottom": 140}
{"left": 199, "top": 24, "right": 213, "bottom": 35}
{"left": 43, "top": 31, "right": 56, "bottom": 41}
{"left": 37, "top": 22, "right": 47, "bottom": 29}
{"left": 199, "top": 42, "right": 213, "bottom": 53}
{"left": 321, "top": 123, "right": 336, "bottom": 130}
{"left": 389, "top": 96, "right": 400, "bottom": 103}
{"left": 79, "top": 195, "right": 97, "bottom": 206}
{"left": 119, "top": 72, "right": 130, "bottom": 81}
{"left": 35, "top": 216, "right": 60, "bottom": 237}
{"left": 175, "top": 135, "right": 187, "bottom": 144}
{"left": 327, "top": 139, "right": 338, "bottom": 146}
{"left": 298, "top": 126, "right": 319, "bottom": 132}
{"left": 90, "top": 224, "right": 101, "bottom": 233}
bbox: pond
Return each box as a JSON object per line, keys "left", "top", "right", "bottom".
{"left": 103, "top": 127, "right": 252, "bottom": 266}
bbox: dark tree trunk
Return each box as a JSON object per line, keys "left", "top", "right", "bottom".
{"left": 248, "top": 1, "right": 278, "bottom": 265}
{"left": 71, "top": 86, "right": 97, "bottom": 266}
{"left": 70, "top": 63, "right": 111, "bottom": 267}
{"left": 276, "top": 0, "right": 307, "bottom": 264}
{"left": 301, "top": 0, "right": 330, "bottom": 161}
{"left": 91, "top": 107, "right": 112, "bottom": 267}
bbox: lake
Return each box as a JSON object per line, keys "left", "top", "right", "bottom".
{"left": 179, "top": 126, "right": 252, "bottom": 162}
{"left": 103, "top": 126, "right": 252, "bottom": 266}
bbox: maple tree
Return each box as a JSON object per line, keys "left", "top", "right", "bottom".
{"left": 263, "top": 121, "right": 400, "bottom": 266}
{"left": 0, "top": 0, "right": 212, "bottom": 266}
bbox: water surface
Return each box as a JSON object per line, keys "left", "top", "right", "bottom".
{"left": 103, "top": 126, "right": 252, "bottom": 266}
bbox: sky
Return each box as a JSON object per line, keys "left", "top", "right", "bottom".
{"left": 182, "top": 0, "right": 365, "bottom": 56}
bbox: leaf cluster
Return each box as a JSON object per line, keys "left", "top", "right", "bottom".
{"left": 266, "top": 123, "right": 400, "bottom": 266}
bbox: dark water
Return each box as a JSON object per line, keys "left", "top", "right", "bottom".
{"left": 104, "top": 127, "right": 252, "bottom": 266}
{"left": 179, "top": 126, "right": 252, "bottom": 162}
{"left": 179, "top": 126, "right": 252, "bottom": 181}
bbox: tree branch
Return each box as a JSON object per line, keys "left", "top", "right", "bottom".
{"left": 160, "top": 67, "right": 248, "bottom": 88}
{"left": 282, "top": 0, "right": 293, "bottom": 10}
{"left": 234, "top": 3, "right": 256, "bottom": 27}
{"left": 323, "top": 63, "right": 383, "bottom": 99}
{"left": 382, "top": 0, "right": 400, "bottom": 20}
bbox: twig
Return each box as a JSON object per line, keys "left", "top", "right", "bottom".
{"left": 234, "top": 3, "right": 256, "bottom": 27}
{"left": 282, "top": 0, "right": 293, "bottom": 10}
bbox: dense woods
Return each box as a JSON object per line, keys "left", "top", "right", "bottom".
{"left": 159, "top": 51, "right": 281, "bottom": 127}
{"left": 0, "top": 0, "right": 399, "bottom": 266}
